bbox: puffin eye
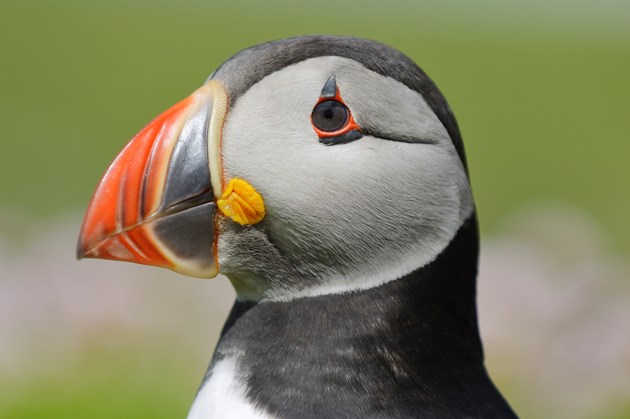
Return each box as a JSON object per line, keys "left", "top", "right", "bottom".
{"left": 311, "top": 100, "right": 349, "bottom": 133}
{"left": 311, "top": 75, "right": 363, "bottom": 144}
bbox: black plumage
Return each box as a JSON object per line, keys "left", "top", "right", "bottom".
{"left": 79, "top": 35, "right": 517, "bottom": 418}
{"left": 211, "top": 35, "right": 468, "bottom": 170}
{"left": 208, "top": 218, "right": 515, "bottom": 418}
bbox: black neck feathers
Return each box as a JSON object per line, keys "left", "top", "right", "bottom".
{"left": 210, "top": 216, "right": 516, "bottom": 418}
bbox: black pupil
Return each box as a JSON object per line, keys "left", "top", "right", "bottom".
{"left": 312, "top": 100, "right": 348, "bottom": 132}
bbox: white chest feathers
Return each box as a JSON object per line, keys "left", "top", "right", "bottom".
{"left": 187, "top": 356, "right": 272, "bottom": 419}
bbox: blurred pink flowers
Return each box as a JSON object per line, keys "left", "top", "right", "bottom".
{"left": 479, "top": 206, "right": 630, "bottom": 417}
{"left": 0, "top": 207, "right": 628, "bottom": 417}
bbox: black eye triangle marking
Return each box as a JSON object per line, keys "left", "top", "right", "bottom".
{"left": 312, "top": 74, "right": 363, "bottom": 146}
{"left": 320, "top": 74, "right": 337, "bottom": 98}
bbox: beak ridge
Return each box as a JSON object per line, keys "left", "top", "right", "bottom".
{"left": 77, "top": 81, "right": 228, "bottom": 278}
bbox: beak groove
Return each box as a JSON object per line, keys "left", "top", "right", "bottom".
{"left": 77, "top": 81, "right": 228, "bottom": 278}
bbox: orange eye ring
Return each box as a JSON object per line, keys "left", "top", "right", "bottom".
{"left": 311, "top": 76, "right": 362, "bottom": 143}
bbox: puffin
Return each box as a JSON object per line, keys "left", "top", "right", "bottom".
{"left": 77, "top": 35, "right": 516, "bottom": 418}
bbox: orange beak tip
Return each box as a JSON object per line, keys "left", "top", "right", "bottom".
{"left": 77, "top": 81, "right": 228, "bottom": 278}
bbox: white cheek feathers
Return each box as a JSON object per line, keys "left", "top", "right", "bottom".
{"left": 217, "top": 56, "right": 474, "bottom": 302}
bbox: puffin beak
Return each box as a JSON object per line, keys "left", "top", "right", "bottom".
{"left": 77, "top": 80, "right": 228, "bottom": 278}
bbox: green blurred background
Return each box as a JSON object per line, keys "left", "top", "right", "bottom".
{"left": 1, "top": 0, "right": 629, "bottom": 418}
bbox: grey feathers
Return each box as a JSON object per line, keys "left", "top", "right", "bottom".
{"left": 211, "top": 35, "right": 468, "bottom": 169}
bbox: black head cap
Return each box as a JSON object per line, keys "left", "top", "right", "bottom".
{"left": 211, "top": 35, "right": 468, "bottom": 169}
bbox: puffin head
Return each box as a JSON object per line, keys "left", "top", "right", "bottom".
{"left": 77, "top": 36, "right": 474, "bottom": 302}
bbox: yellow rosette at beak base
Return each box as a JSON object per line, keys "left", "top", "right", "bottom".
{"left": 217, "top": 178, "right": 266, "bottom": 226}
